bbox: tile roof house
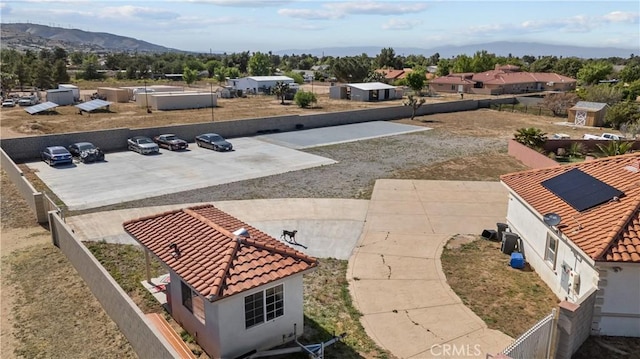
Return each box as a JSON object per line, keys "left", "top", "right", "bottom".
{"left": 501, "top": 153, "right": 640, "bottom": 338}
{"left": 429, "top": 65, "right": 576, "bottom": 95}
{"left": 568, "top": 101, "right": 609, "bottom": 127}
{"left": 124, "top": 204, "right": 318, "bottom": 359}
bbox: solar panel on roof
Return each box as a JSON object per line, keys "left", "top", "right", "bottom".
{"left": 75, "top": 99, "right": 112, "bottom": 112}
{"left": 541, "top": 168, "right": 623, "bottom": 212}
{"left": 24, "top": 101, "right": 59, "bottom": 115}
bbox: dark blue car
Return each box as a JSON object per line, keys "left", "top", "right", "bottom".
{"left": 41, "top": 146, "right": 73, "bottom": 166}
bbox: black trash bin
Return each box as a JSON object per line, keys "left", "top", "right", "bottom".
{"left": 497, "top": 223, "right": 509, "bottom": 242}
{"left": 481, "top": 229, "right": 497, "bottom": 241}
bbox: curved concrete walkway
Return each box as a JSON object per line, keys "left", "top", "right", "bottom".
{"left": 66, "top": 180, "right": 514, "bottom": 358}
{"left": 348, "top": 180, "right": 513, "bottom": 358}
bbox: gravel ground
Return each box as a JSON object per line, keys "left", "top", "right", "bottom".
{"left": 77, "top": 129, "right": 503, "bottom": 213}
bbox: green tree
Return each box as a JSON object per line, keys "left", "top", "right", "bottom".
{"left": 0, "top": 72, "right": 16, "bottom": 95}
{"left": 577, "top": 61, "right": 613, "bottom": 85}
{"left": 514, "top": 127, "right": 547, "bottom": 149}
{"left": 284, "top": 71, "right": 304, "bottom": 84}
{"left": 182, "top": 66, "right": 199, "bottom": 86}
{"left": 580, "top": 84, "right": 623, "bottom": 105}
{"left": 621, "top": 80, "right": 640, "bottom": 101}
{"left": 273, "top": 81, "right": 290, "bottom": 105}
{"left": 619, "top": 60, "right": 640, "bottom": 83}
{"left": 363, "top": 71, "right": 386, "bottom": 83}
{"left": 375, "top": 47, "right": 398, "bottom": 69}
{"left": 596, "top": 141, "right": 634, "bottom": 157}
{"left": 436, "top": 58, "right": 451, "bottom": 76}
{"left": 205, "top": 59, "right": 222, "bottom": 78}
{"left": 294, "top": 90, "right": 317, "bottom": 108}
{"left": 248, "top": 52, "right": 272, "bottom": 76}
{"left": 530, "top": 56, "right": 558, "bottom": 73}
{"left": 32, "top": 60, "right": 53, "bottom": 89}
{"left": 69, "top": 51, "right": 84, "bottom": 66}
{"left": 553, "top": 57, "right": 584, "bottom": 78}
{"left": 405, "top": 70, "right": 426, "bottom": 94}
{"left": 470, "top": 50, "right": 496, "bottom": 73}
{"left": 331, "top": 55, "right": 371, "bottom": 82}
{"left": 452, "top": 54, "right": 472, "bottom": 73}
{"left": 216, "top": 67, "right": 227, "bottom": 84}
{"left": 78, "top": 54, "right": 103, "bottom": 80}
{"left": 226, "top": 67, "right": 241, "bottom": 79}
{"left": 52, "top": 59, "right": 70, "bottom": 84}
{"left": 403, "top": 94, "right": 426, "bottom": 120}
{"left": 605, "top": 101, "right": 640, "bottom": 129}
{"left": 14, "top": 61, "right": 30, "bottom": 90}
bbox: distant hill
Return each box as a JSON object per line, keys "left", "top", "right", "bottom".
{"left": 276, "top": 41, "right": 638, "bottom": 59}
{"left": 0, "top": 23, "right": 181, "bottom": 53}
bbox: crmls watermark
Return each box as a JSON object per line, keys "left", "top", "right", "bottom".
{"left": 429, "top": 344, "right": 482, "bottom": 357}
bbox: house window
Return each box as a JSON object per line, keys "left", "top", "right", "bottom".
{"left": 181, "top": 281, "right": 193, "bottom": 313}
{"left": 244, "top": 284, "right": 285, "bottom": 329}
{"left": 265, "top": 285, "right": 284, "bottom": 320}
{"left": 544, "top": 234, "right": 558, "bottom": 269}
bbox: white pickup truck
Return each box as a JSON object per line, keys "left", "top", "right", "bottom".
{"left": 583, "top": 133, "right": 626, "bottom": 140}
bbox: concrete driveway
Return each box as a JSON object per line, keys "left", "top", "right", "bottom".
{"left": 348, "top": 179, "right": 513, "bottom": 358}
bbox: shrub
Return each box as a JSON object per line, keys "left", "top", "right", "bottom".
{"left": 294, "top": 90, "right": 317, "bottom": 108}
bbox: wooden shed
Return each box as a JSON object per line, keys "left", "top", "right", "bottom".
{"left": 569, "top": 101, "right": 608, "bottom": 127}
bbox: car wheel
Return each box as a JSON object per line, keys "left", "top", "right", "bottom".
{"left": 197, "top": 141, "right": 201, "bottom": 147}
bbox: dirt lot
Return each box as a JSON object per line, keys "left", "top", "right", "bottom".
{"left": 0, "top": 86, "right": 617, "bottom": 357}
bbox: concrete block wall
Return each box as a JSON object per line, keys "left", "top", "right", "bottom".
{"left": 507, "top": 139, "right": 560, "bottom": 169}
{"left": 1, "top": 148, "right": 48, "bottom": 223}
{"left": 554, "top": 288, "right": 597, "bottom": 359}
{"left": 49, "top": 212, "right": 181, "bottom": 359}
{"left": 2, "top": 100, "right": 487, "bottom": 162}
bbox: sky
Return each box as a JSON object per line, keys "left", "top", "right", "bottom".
{"left": 1, "top": 0, "right": 639, "bottom": 53}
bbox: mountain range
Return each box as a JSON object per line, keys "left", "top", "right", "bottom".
{"left": 1, "top": 22, "right": 636, "bottom": 59}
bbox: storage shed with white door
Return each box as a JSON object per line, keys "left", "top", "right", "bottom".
{"left": 58, "top": 84, "right": 80, "bottom": 101}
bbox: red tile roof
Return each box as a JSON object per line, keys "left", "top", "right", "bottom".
{"left": 429, "top": 75, "right": 475, "bottom": 85}
{"left": 123, "top": 204, "right": 318, "bottom": 301}
{"left": 375, "top": 68, "right": 405, "bottom": 80}
{"left": 472, "top": 71, "right": 576, "bottom": 85}
{"left": 501, "top": 153, "right": 640, "bottom": 263}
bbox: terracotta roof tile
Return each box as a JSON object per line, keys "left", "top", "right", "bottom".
{"left": 501, "top": 153, "right": 640, "bottom": 263}
{"left": 123, "top": 204, "right": 318, "bottom": 301}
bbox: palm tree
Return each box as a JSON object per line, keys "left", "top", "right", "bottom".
{"left": 514, "top": 128, "right": 547, "bottom": 149}
{"left": 596, "top": 141, "right": 634, "bottom": 157}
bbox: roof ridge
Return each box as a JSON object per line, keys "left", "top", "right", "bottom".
{"left": 239, "top": 237, "right": 317, "bottom": 265}
{"left": 596, "top": 196, "right": 640, "bottom": 260}
{"left": 123, "top": 208, "right": 184, "bottom": 225}
{"left": 184, "top": 207, "right": 235, "bottom": 238}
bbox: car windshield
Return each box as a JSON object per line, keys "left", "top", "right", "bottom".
{"left": 137, "top": 138, "right": 153, "bottom": 144}
{"left": 164, "top": 135, "right": 177, "bottom": 140}
{"left": 51, "top": 148, "right": 68, "bottom": 154}
{"left": 211, "top": 135, "right": 223, "bottom": 142}
{"left": 78, "top": 143, "right": 95, "bottom": 150}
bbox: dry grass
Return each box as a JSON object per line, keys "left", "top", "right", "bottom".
{"left": 441, "top": 235, "right": 559, "bottom": 338}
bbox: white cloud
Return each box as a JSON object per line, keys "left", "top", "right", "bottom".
{"left": 277, "top": 8, "right": 340, "bottom": 20}
{"left": 602, "top": 11, "right": 639, "bottom": 24}
{"left": 280, "top": 1, "right": 428, "bottom": 20}
{"left": 101, "top": 6, "right": 179, "bottom": 21}
{"left": 0, "top": 3, "right": 11, "bottom": 15}
{"left": 185, "top": 0, "right": 292, "bottom": 7}
{"left": 325, "top": 1, "right": 428, "bottom": 16}
{"left": 382, "top": 18, "right": 421, "bottom": 30}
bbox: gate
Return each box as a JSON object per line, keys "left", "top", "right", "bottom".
{"left": 500, "top": 309, "right": 557, "bottom": 359}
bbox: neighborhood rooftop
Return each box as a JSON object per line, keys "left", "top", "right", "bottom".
{"left": 501, "top": 153, "right": 640, "bottom": 262}
{"left": 123, "top": 204, "right": 318, "bottom": 301}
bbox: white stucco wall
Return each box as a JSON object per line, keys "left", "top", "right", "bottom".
{"left": 233, "top": 78, "right": 295, "bottom": 93}
{"left": 504, "top": 193, "right": 599, "bottom": 302}
{"left": 595, "top": 264, "right": 640, "bottom": 337}
{"left": 151, "top": 93, "right": 217, "bottom": 110}
{"left": 216, "top": 275, "right": 305, "bottom": 358}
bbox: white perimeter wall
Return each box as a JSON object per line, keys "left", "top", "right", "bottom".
{"left": 595, "top": 264, "right": 640, "bottom": 337}
{"left": 505, "top": 192, "right": 599, "bottom": 302}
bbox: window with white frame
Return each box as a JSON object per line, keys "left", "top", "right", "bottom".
{"left": 544, "top": 233, "right": 558, "bottom": 269}
{"left": 244, "top": 284, "right": 284, "bottom": 329}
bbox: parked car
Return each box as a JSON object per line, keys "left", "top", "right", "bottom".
{"left": 153, "top": 134, "right": 188, "bottom": 151}
{"left": 127, "top": 136, "right": 160, "bottom": 155}
{"left": 2, "top": 99, "right": 15, "bottom": 107}
{"left": 68, "top": 142, "right": 105, "bottom": 163}
{"left": 195, "top": 133, "right": 233, "bottom": 151}
{"left": 41, "top": 146, "right": 73, "bottom": 166}
{"left": 583, "top": 133, "right": 626, "bottom": 140}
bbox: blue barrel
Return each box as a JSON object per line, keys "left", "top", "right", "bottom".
{"left": 510, "top": 252, "right": 525, "bottom": 269}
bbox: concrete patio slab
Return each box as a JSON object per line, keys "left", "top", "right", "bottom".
{"left": 356, "top": 233, "right": 448, "bottom": 258}
{"left": 350, "top": 252, "right": 441, "bottom": 280}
